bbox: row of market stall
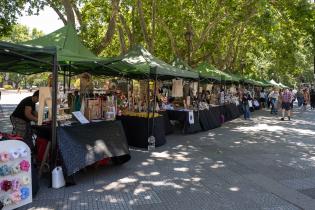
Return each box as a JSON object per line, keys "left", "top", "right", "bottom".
{"left": 0, "top": 25, "right": 289, "bottom": 183}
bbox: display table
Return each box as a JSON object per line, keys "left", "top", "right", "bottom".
{"left": 57, "top": 121, "right": 130, "bottom": 176}
{"left": 117, "top": 115, "right": 166, "bottom": 148}
{"left": 223, "top": 103, "right": 241, "bottom": 121}
{"left": 158, "top": 111, "right": 173, "bottom": 135}
{"left": 199, "top": 108, "right": 221, "bottom": 131}
{"left": 166, "top": 110, "right": 202, "bottom": 134}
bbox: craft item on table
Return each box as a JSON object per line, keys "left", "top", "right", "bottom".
{"left": 9, "top": 150, "right": 20, "bottom": 160}
{"left": 155, "top": 103, "right": 160, "bottom": 112}
{"left": 20, "top": 188, "right": 29, "bottom": 200}
{"left": 80, "top": 72, "right": 93, "bottom": 95}
{"left": 206, "top": 84, "right": 213, "bottom": 91}
{"left": 172, "top": 79, "right": 183, "bottom": 97}
{"left": 18, "top": 148, "right": 28, "bottom": 158}
{"left": 188, "top": 111, "right": 194, "bottom": 124}
{"left": 1, "top": 195, "right": 11, "bottom": 206}
{"left": 19, "top": 160, "right": 30, "bottom": 172}
{"left": 10, "top": 191, "right": 21, "bottom": 203}
{"left": 0, "top": 180, "right": 11, "bottom": 192}
{"left": 0, "top": 165, "right": 11, "bottom": 176}
{"left": 0, "top": 152, "right": 10, "bottom": 162}
{"left": 22, "top": 176, "right": 30, "bottom": 185}
{"left": 199, "top": 102, "right": 209, "bottom": 110}
{"left": 191, "top": 82, "right": 198, "bottom": 97}
{"left": 37, "top": 87, "right": 53, "bottom": 126}
{"left": 84, "top": 98, "right": 102, "bottom": 120}
{"left": 186, "top": 96, "right": 191, "bottom": 107}
{"left": 11, "top": 163, "right": 21, "bottom": 174}
{"left": 183, "top": 83, "right": 190, "bottom": 98}
{"left": 11, "top": 180, "right": 20, "bottom": 191}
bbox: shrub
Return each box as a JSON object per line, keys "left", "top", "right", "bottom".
{"left": 3, "top": 85, "right": 13, "bottom": 90}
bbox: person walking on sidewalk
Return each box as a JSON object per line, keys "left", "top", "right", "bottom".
{"left": 296, "top": 89, "right": 304, "bottom": 108}
{"left": 242, "top": 89, "right": 252, "bottom": 120}
{"left": 281, "top": 88, "right": 293, "bottom": 121}
{"left": 269, "top": 89, "right": 279, "bottom": 115}
{"left": 303, "top": 88, "right": 310, "bottom": 111}
{"left": 259, "top": 88, "right": 266, "bottom": 109}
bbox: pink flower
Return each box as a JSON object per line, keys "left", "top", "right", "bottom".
{"left": 20, "top": 160, "right": 30, "bottom": 172}
{"left": 0, "top": 152, "right": 10, "bottom": 162}
{"left": 10, "top": 191, "right": 21, "bottom": 203}
{"left": 0, "top": 180, "right": 12, "bottom": 191}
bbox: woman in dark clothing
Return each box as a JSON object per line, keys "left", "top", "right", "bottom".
{"left": 242, "top": 90, "right": 251, "bottom": 120}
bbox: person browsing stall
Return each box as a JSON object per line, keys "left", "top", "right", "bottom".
{"left": 10, "top": 90, "right": 39, "bottom": 138}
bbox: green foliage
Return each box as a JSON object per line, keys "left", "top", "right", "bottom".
{"left": 1, "top": 24, "right": 44, "bottom": 43}
{"left": 3, "top": 85, "right": 13, "bottom": 90}
{"left": 0, "top": 24, "right": 45, "bottom": 87}
{"left": 0, "top": 0, "right": 44, "bottom": 38}
{"left": 2, "top": 1, "right": 315, "bottom": 87}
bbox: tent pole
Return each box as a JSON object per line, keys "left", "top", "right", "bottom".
{"left": 63, "top": 68, "right": 66, "bottom": 94}
{"left": 197, "top": 78, "right": 200, "bottom": 121}
{"left": 50, "top": 53, "right": 58, "bottom": 185}
{"left": 151, "top": 71, "right": 158, "bottom": 136}
{"left": 68, "top": 72, "right": 71, "bottom": 90}
{"left": 146, "top": 78, "right": 151, "bottom": 141}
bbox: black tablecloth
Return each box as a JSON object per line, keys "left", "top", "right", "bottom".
{"left": 159, "top": 111, "right": 173, "bottom": 134}
{"left": 117, "top": 115, "right": 166, "bottom": 148}
{"left": 57, "top": 121, "right": 130, "bottom": 176}
{"left": 166, "top": 110, "right": 202, "bottom": 134}
{"left": 199, "top": 109, "right": 221, "bottom": 131}
{"left": 224, "top": 104, "right": 241, "bottom": 121}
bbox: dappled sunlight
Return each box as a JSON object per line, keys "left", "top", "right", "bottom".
{"left": 140, "top": 180, "right": 184, "bottom": 189}
{"left": 229, "top": 187, "right": 240, "bottom": 192}
{"left": 174, "top": 167, "right": 189, "bottom": 172}
{"left": 210, "top": 161, "right": 226, "bottom": 169}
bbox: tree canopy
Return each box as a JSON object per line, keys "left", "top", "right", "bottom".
{"left": 1, "top": 0, "right": 314, "bottom": 86}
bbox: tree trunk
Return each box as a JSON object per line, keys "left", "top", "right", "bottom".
{"left": 137, "top": 0, "right": 152, "bottom": 52}
{"left": 119, "top": 14, "right": 133, "bottom": 47}
{"left": 72, "top": 3, "right": 83, "bottom": 28}
{"left": 47, "top": 0, "right": 67, "bottom": 25}
{"left": 118, "top": 25, "right": 127, "bottom": 55}
{"left": 61, "top": 0, "right": 75, "bottom": 25}
{"left": 94, "top": 0, "right": 120, "bottom": 55}
{"left": 151, "top": 0, "right": 156, "bottom": 53}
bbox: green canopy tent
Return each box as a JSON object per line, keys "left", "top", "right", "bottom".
{"left": 195, "top": 63, "right": 240, "bottom": 83}
{"left": 243, "top": 78, "right": 268, "bottom": 87}
{"left": 0, "top": 41, "right": 59, "bottom": 179}
{"left": 120, "top": 45, "right": 199, "bottom": 80}
{"left": 278, "top": 82, "right": 289, "bottom": 89}
{"left": 0, "top": 41, "right": 56, "bottom": 74}
{"left": 21, "top": 24, "right": 133, "bottom": 76}
{"left": 269, "top": 79, "right": 281, "bottom": 87}
{"left": 170, "top": 57, "right": 195, "bottom": 72}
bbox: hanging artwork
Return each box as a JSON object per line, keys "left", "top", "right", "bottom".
{"left": 172, "top": 79, "right": 183, "bottom": 97}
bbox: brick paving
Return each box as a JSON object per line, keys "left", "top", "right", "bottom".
{"left": 1, "top": 96, "right": 315, "bottom": 209}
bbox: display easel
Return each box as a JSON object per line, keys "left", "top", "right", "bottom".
{"left": 38, "top": 87, "right": 52, "bottom": 126}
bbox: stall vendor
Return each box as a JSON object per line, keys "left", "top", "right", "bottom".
{"left": 10, "top": 90, "right": 39, "bottom": 140}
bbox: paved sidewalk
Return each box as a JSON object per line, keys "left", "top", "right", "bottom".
{"left": 2, "top": 104, "right": 315, "bottom": 209}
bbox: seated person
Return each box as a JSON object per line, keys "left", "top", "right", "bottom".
{"left": 163, "top": 97, "right": 175, "bottom": 110}
{"left": 10, "top": 90, "right": 39, "bottom": 141}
